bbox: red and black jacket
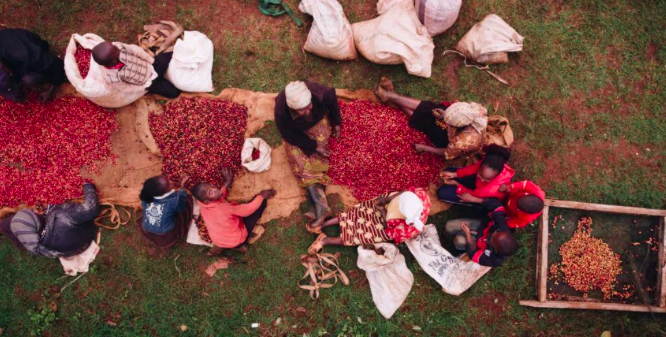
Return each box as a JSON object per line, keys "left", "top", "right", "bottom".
{"left": 466, "top": 199, "right": 512, "bottom": 267}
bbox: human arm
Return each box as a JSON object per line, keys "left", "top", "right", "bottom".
{"left": 228, "top": 189, "right": 275, "bottom": 217}
{"left": 221, "top": 168, "right": 234, "bottom": 190}
{"left": 67, "top": 183, "right": 100, "bottom": 225}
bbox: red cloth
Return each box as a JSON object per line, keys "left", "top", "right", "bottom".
{"left": 504, "top": 180, "right": 545, "bottom": 229}
{"left": 197, "top": 187, "right": 265, "bottom": 248}
{"left": 455, "top": 161, "right": 515, "bottom": 199}
{"left": 385, "top": 188, "right": 431, "bottom": 244}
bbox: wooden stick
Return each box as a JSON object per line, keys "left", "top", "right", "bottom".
{"left": 544, "top": 199, "right": 666, "bottom": 217}
{"left": 537, "top": 206, "right": 550, "bottom": 302}
{"left": 519, "top": 300, "right": 666, "bottom": 313}
{"left": 658, "top": 217, "right": 666, "bottom": 307}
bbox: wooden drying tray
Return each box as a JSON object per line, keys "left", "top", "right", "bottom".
{"left": 519, "top": 199, "right": 666, "bottom": 313}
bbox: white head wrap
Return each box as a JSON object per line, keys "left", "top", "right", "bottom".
{"left": 443, "top": 102, "right": 488, "bottom": 133}
{"left": 398, "top": 192, "right": 424, "bottom": 232}
{"left": 285, "top": 81, "right": 312, "bottom": 110}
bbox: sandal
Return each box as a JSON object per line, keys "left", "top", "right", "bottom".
{"left": 306, "top": 222, "right": 323, "bottom": 234}
{"left": 308, "top": 233, "right": 327, "bottom": 255}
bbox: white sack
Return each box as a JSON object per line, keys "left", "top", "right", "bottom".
{"left": 64, "top": 33, "right": 149, "bottom": 108}
{"left": 166, "top": 31, "right": 215, "bottom": 92}
{"left": 455, "top": 14, "right": 524, "bottom": 64}
{"left": 405, "top": 224, "right": 491, "bottom": 296}
{"left": 415, "top": 0, "right": 462, "bottom": 36}
{"left": 376, "top": 0, "right": 411, "bottom": 14}
{"left": 357, "top": 243, "right": 414, "bottom": 319}
{"left": 59, "top": 241, "right": 100, "bottom": 276}
{"left": 299, "top": 0, "right": 357, "bottom": 61}
{"left": 352, "top": 1, "right": 435, "bottom": 77}
{"left": 241, "top": 138, "right": 272, "bottom": 173}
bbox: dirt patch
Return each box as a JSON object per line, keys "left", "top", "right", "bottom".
{"left": 646, "top": 43, "right": 659, "bottom": 62}
{"left": 468, "top": 292, "right": 510, "bottom": 325}
{"left": 536, "top": 139, "right": 659, "bottom": 190}
{"left": 442, "top": 57, "right": 460, "bottom": 94}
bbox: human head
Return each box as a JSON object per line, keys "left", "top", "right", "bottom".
{"left": 517, "top": 194, "right": 544, "bottom": 214}
{"left": 442, "top": 102, "right": 488, "bottom": 133}
{"left": 285, "top": 81, "right": 312, "bottom": 117}
{"left": 490, "top": 231, "right": 518, "bottom": 256}
{"left": 92, "top": 42, "right": 121, "bottom": 67}
{"left": 478, "top": 145, "right": 511, "bottom": 183}
{"left": 192, "top": 183, "right": 223, "bottom": 203}
{"left": 139, "top": 176, "right": 172, "bottom": 203}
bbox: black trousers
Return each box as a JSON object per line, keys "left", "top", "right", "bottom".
{"left": 147, "top": 52, "right": 181, "bottom": 99}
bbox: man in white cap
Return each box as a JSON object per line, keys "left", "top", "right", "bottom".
{"left": 274, "top": 80, "right": 342, "bottom": 231}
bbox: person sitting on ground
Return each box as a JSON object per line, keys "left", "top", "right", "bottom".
{"left": 139, "top": 175, "right": 193, "bottom": 248}
{"left": 91, "top": 41, "right": 180, "bottom": 99}
{"left": 445, "top": 199, "right": 518, "bottom": 267}
{"left": 307, "top": 188, "right": 430, "bottom": 254}
{"left": 374, "top": 77, "right": 487, "bottom": 161}
{"left": 0, "top": 183, "right": 99, "bottom": 258}
{"left": 0, "top": 28, "right": 66, "bottom": 102}
{"left": 456, "top": 180, "right": 545, "bottom": 229}
{"left": 274, "top": 80, "right": 342, "bottom": 230}
{"left": 437, "top": 144, "right": 514, "bottom": 206}
{"left": 192, "top": 168, "right": 276, "bottom": 255}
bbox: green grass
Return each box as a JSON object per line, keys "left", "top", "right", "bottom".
{"left": 2, "top": 0, "right": 666, "bottom": 335}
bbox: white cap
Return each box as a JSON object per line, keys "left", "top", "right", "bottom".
{"left": 285, "top": 81, "right": 312, "bottom": 110}
{"left": 399, "top": 192, "right": 424, "bottom": 231}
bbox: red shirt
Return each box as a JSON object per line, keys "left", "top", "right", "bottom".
{"left": 504, "top": 180, "right": 545, "bottom": 229}
{"left": 455, "top": 161, "right": 515, "bottom": 199}
{"left": 197, "top": 188, "right": 265, "bottom": 248}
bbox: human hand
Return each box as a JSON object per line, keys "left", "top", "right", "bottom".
{"left": 443, "top": 179, "right": 459, "bottom": 186}
{"left": 260, "top": 188, "right": 277, "bottom": 199}
{"left": 439, "top": 171, "right": 457, "bottom": 181}
{"left": 180, "top": 174, "right": 190, "bottom": 187}
{"left": 498, "top": 184, "right": 508, "bottom": 193}
{"left": 459, "top": 192, "right": 481, "bottom": 203}
{"left": 413, "top": 143, "right": 427, "bottom": 153}
{"left": 461, "top": 222, "right": 471, "bottom": 236}
{"left": 221, "top": 168, "right": 234, "bottom": 183}
{"left": 316, "top": 146, "right": 330, "bottom": 158}
{"left": 332, "top": 125, "right": 341, "bottom": 138}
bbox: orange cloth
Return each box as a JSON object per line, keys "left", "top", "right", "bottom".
{"left": 197, "top": 188, "right": 265, "bottom": 248}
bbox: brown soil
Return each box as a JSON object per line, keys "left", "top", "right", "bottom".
{"left": 535, "top": 139, "right": 658, "bottom": 190}
{"left": 646, "top": 43, "right": 659, "bottom": 62}
{"left": 468, "top": 292, "right": 510, "bottom": 326}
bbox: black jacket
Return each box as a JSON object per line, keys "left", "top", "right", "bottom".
{"left": 274, "top": 81, "right": 342, "bottom": 156}
{"left": 40, "top": 183, "right": 100, "bottom": 257}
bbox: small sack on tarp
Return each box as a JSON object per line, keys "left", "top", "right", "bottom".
{"left": 455, "top": 14, "right": 524, "bottom": 64}
{"left": 357, "top": 243, "right": 414, "bottom": 319}
{"left": 352, "top": 0, "right": 435, "bottom": 78}
{"left": 415, "top": 0, "right": 462, "bottom": 36}
{"left": 165, "top": 31, "right": 215, "bottom": 93}
{"left": 241, "top": 138, "right": 272, "bottom": 173}
{"left": 298, "top": 0, "right": 357, "bottom": 61}
{"left": 64, "top": 33, "right": 149, "bottom": 108}
{"left": 405, "top": 224, "right": 491, "bottom": 295}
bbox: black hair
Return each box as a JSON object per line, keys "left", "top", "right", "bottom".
{"left": 481, "top": 144, "right": 511, "bottom": 172}
{"left": 192, "top": 183, "right": 208, "bottom": 202}
{"left": 139, "top": 176, "right": 167, "bottom": 203}
{"left": 517, "top": 194, "right": 545, "bottom": 214}
{"left": 494, "top": 232, "right": 519, "bottom": 256}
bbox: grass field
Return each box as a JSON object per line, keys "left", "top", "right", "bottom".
{"left": 2, "top": 0, "right": 666, "bottom": 336}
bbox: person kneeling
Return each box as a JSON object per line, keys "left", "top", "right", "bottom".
{"left": 192, "top": 168, "right": 276, "bottom": 255}
{"left": 0, "top": 183, "right": 99, "bottom": 258}
{"left": 307, "top": 188, "right": 430, "bottom": 254}
{"left": 445, "top": 199, "right": 518, "bottom": 267}
{"left": 139, "top": 175, "right": 193, "bottom": 248}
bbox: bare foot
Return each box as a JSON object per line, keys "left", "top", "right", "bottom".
{"left": 39, "top": 85, "right": 55, "bottom": 103}
{"left": 374, "top": 85, "right": 389, "bottom": 103}
{"left": 379, "top": 77, "right": 394, "bottom": 92}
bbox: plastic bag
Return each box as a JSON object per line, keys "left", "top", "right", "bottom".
{"left": 299, "top": 0, "right": 357, "bottom": 61}
{"left": 241, "top": 138, "right": 272, "bottom": 173}
{"left": 415, "top": 0, "right": 462, "bottom": 36}
{"left": 165, "top": 31, "right": 215, "bottom": 92}
{"left": 455, "top": 14, "right": 524, "bottom": 64}
{"left": 64, "top": 33, "right": 150, "bottom": 108}
{"left": 357, "top": 243, "right": 414, "bottom": 318}
{"left": 352, "top": 1, "right": 434, "bottom": 77}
